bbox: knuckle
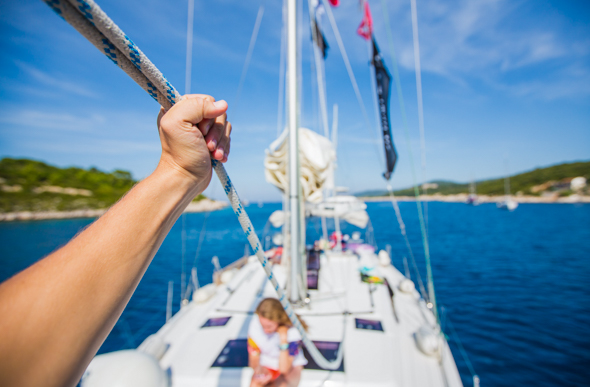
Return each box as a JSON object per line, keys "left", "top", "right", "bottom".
{"left": 159, "top": 113, "right": 172, "bottom": 130}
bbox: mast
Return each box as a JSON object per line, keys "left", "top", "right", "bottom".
{"left": 287, "top": 0, "right": 304, "bottom": 303}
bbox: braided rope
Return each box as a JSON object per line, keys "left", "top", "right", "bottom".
{"left": 43, "top": 0, "right": 344, "bottom": 371}
{"left": 43, "top": 0, "right": 169, "bottom": 107}
{"left": 65, "top": 0, "right": 181, "bottom": 108}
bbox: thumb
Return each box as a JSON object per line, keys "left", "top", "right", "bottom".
{"left": 170, "top": 97, "right": 228, "bottom": 125}
{"left": 203, "top": 99, "right": 228, "bottom": 120}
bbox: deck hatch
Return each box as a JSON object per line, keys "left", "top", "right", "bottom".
{"left": 201, "top": 316, "right": 231, "bottom": 328}
{"left": 210, "top": 339, "right": 344, "bottom": 372}
{"left": 355, "top": 318, "right": 384, "bottom": 332}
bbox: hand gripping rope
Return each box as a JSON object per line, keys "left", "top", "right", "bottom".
{"left": 42, "top": 0, "right": 344, "bottom": 371}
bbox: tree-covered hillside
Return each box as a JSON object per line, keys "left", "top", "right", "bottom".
{"left": 0, "top": 158, "right": 136, "bottom": 212}
{"left": 0, "top": 158, "right": 207, "bottom": 213}
{"left": 359, "top": 160, "right": 590, "bottom": 197}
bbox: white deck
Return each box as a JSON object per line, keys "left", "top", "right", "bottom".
{"left": 142, "top": 250, "right": 463, "bottom": 387}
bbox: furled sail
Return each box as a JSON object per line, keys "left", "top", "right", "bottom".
{"left": 265, "top": 128, "right": 336, "bottom": 203}
{"left": 309, "top": 195, "right": 369, "bottom": 229}
{"left": 269, "top": 195, "right": 369, "bottom": 229}
{"left": 372, "top": 38, "right": 398, "bottom": 180}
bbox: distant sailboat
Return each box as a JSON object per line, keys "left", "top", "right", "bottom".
{"left": 497, "top": 163, "right": 518, "bottom": 211}
{"left": 466, "top": 177, "right": 479, "bottom": 206}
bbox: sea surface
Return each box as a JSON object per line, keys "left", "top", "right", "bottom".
{"left": 1, "top": 202, "right": 589, "bottom": 386}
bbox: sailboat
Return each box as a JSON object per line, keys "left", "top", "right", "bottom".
{"left": 466, "top": 178, "right": 479, "bottom": 206}
{"left": 40, "top": 0, "right": 469, "bottom": 386}
{"left": 497, "top": 164, "right": 518, "bottom": 211}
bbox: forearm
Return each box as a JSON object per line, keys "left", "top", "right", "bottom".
{"left": 0, "top": 161, "right": 204, "bottom": 387}
{"left": 249, "top": 353, "right": 260, "bottom": 369}
{"left": 278, "top": 350, "right": 294, "bottom": 374}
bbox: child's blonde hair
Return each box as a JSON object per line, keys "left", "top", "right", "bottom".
{"left": 255, "top": 298, "right": 308, "bottom": 331}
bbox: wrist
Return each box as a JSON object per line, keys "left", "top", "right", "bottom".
{"left": 155, "top": 157, "right": 210, "bottom": 197}
{"left": 279, "top": 343, "right": 289, "bottom": 351}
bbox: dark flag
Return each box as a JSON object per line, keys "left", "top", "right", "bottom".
{"left": 311, "top": 0, "right": 329, "bottom": 58}
{"left": 372, "top": 38, "right": 397, "bottom": 180}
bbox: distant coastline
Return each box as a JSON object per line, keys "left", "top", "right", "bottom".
{"left": 0, "top": 198, "right": 228, "bottom": 222}
{"left": 359, "top": 194, "right": 590, "bottom": 204}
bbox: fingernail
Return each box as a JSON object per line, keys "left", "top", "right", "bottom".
{"left": 213, "top": 100, "right": 226, "bottom": 109}
{"left": 217, "top": 146, "right": 225, "bottom": 158}
{"left": 210, "top": 139, "right": 217, "bottom": 150}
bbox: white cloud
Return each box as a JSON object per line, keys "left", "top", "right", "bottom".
{"left": 13, "top": 61, "right": 98, "bottom": 99}
{"left": 327, "top": 0, "right": 590, "bottom": 99}
{"left": 0, "top": 109, "right": 103, "bottom": 132}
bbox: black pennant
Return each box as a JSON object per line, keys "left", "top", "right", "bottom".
{"left": 372, "top": 38, "right": 397, "bottom": 180}
{"left": 313, "top": 21, "right": 329, "bottom": 58}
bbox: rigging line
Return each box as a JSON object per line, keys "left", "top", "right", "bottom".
{"left": 320, "top": 0, "right": 382, "bottom": 163}
{"left": 386, "top": 185, "right": 428, "bottom": 301}
{"left": 309, "top": 31, "right": 319, "bottom": 134}
{"left": 183, "top": 210, "right": 211, "bottom": 301}
{"left": 380, "top": 0, "right": 436, "bottom": 316}
{"left": 185, "top": 0, "right": 195, "bottom": 95}
{"left": 190, "top": 211, "right": 211, "bottom": 270}
{"left": 234, "top": 3, "right": 266, "bottom": 113}
{"left": 46, "top": 0, "right": 343, "bottom": 371}
{"left": 277, "top": 0, "right": 287, "bottom": 137}
{"left": 131, "top": 308, "right": 169, "bottom": 342}
{"left": 116, "top": 317, "right": 136, "bottom": 349}
{"left": 443, "top": 308, "right": 478, "bottom": 381}
{"left": 180, "top": 213, "right": 187, "bottom": 306}
{"left": 410, "top": 0, "right": 429, "bottom": 234}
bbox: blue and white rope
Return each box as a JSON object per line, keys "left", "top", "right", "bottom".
{"left": 212, "top": 160, "right": 344, "bottom": 370}
{"left": 64, "top": 0, "right": 181, "bottom": 107}
{"left": 43, "top": 0, "right": 170, "bottom": 107}
{"left": 42, "top": 0, "right": 344, "bottom": 371}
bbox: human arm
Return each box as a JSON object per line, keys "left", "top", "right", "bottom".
{"left": 249, "top": 351, "right": 260, "bottom": 370}
{"left": 277, "top": 326, "right": 295, "bottom": 375}
{"left": 0, "top": 95, "right": 230, "bottom": 387}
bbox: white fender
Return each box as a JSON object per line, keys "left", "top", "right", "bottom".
{"left": 398, "top": 278, "right": 415, "bottom": 293}
{"left": 378, "top": 250, "right": 391, "bottom": 266}
{"left": 193, "top": 283, "right": 216, "bottom": 303}
{"left": 81, "top": 350, "right": 168, "bottom": 387}
{"left": 415, "top": 325, "right": 441, "bottom": 358}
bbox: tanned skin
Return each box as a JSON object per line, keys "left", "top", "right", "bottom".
{"left": 0, "top": 94, "right": 231, "bottom": 387}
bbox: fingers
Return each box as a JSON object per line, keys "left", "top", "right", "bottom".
{"left": 158, "top": 94, "right": 232, "bottom": 163}
{"left": 206, "top": 116, "right": 232, "bottom": 162}
{"left": 185, "top": 94, "right": 218, "bottom": 136}
{"left": 221, "top": 140, "right": 230, "bottom": 163}
{"left": 164, "top": 96, "right": 227, "bottom": 132}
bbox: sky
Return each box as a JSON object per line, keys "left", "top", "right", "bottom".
{"left": 0, "top": 0, "right": 589, "bottom": 202}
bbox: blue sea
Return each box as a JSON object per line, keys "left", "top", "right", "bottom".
{"left": 1, "top": 202, "right": 589, "bottom": 386}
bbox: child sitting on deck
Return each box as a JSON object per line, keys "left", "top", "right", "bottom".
{"left": 248, "top": 298, "right": 308, "bottom": 387}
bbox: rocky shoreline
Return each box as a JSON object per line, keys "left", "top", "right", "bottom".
{"left": 184, "top": 198, "right": 228, "bottom": 213}
{"left": 360, "top": 193, "right": 590, "bottom": 204}
{"left": 0, "top": 199, "right": 229, "bottom": 222}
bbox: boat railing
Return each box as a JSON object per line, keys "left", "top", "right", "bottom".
{"left": 212, "top": 255, "right": 251, "bottom": 285}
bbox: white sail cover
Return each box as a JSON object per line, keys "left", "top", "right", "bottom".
{"left": 309, "top": 195, "right": 369, "bottom": 228}
{"left": 265, "top": 128, "right": 336, "bottom": 204}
